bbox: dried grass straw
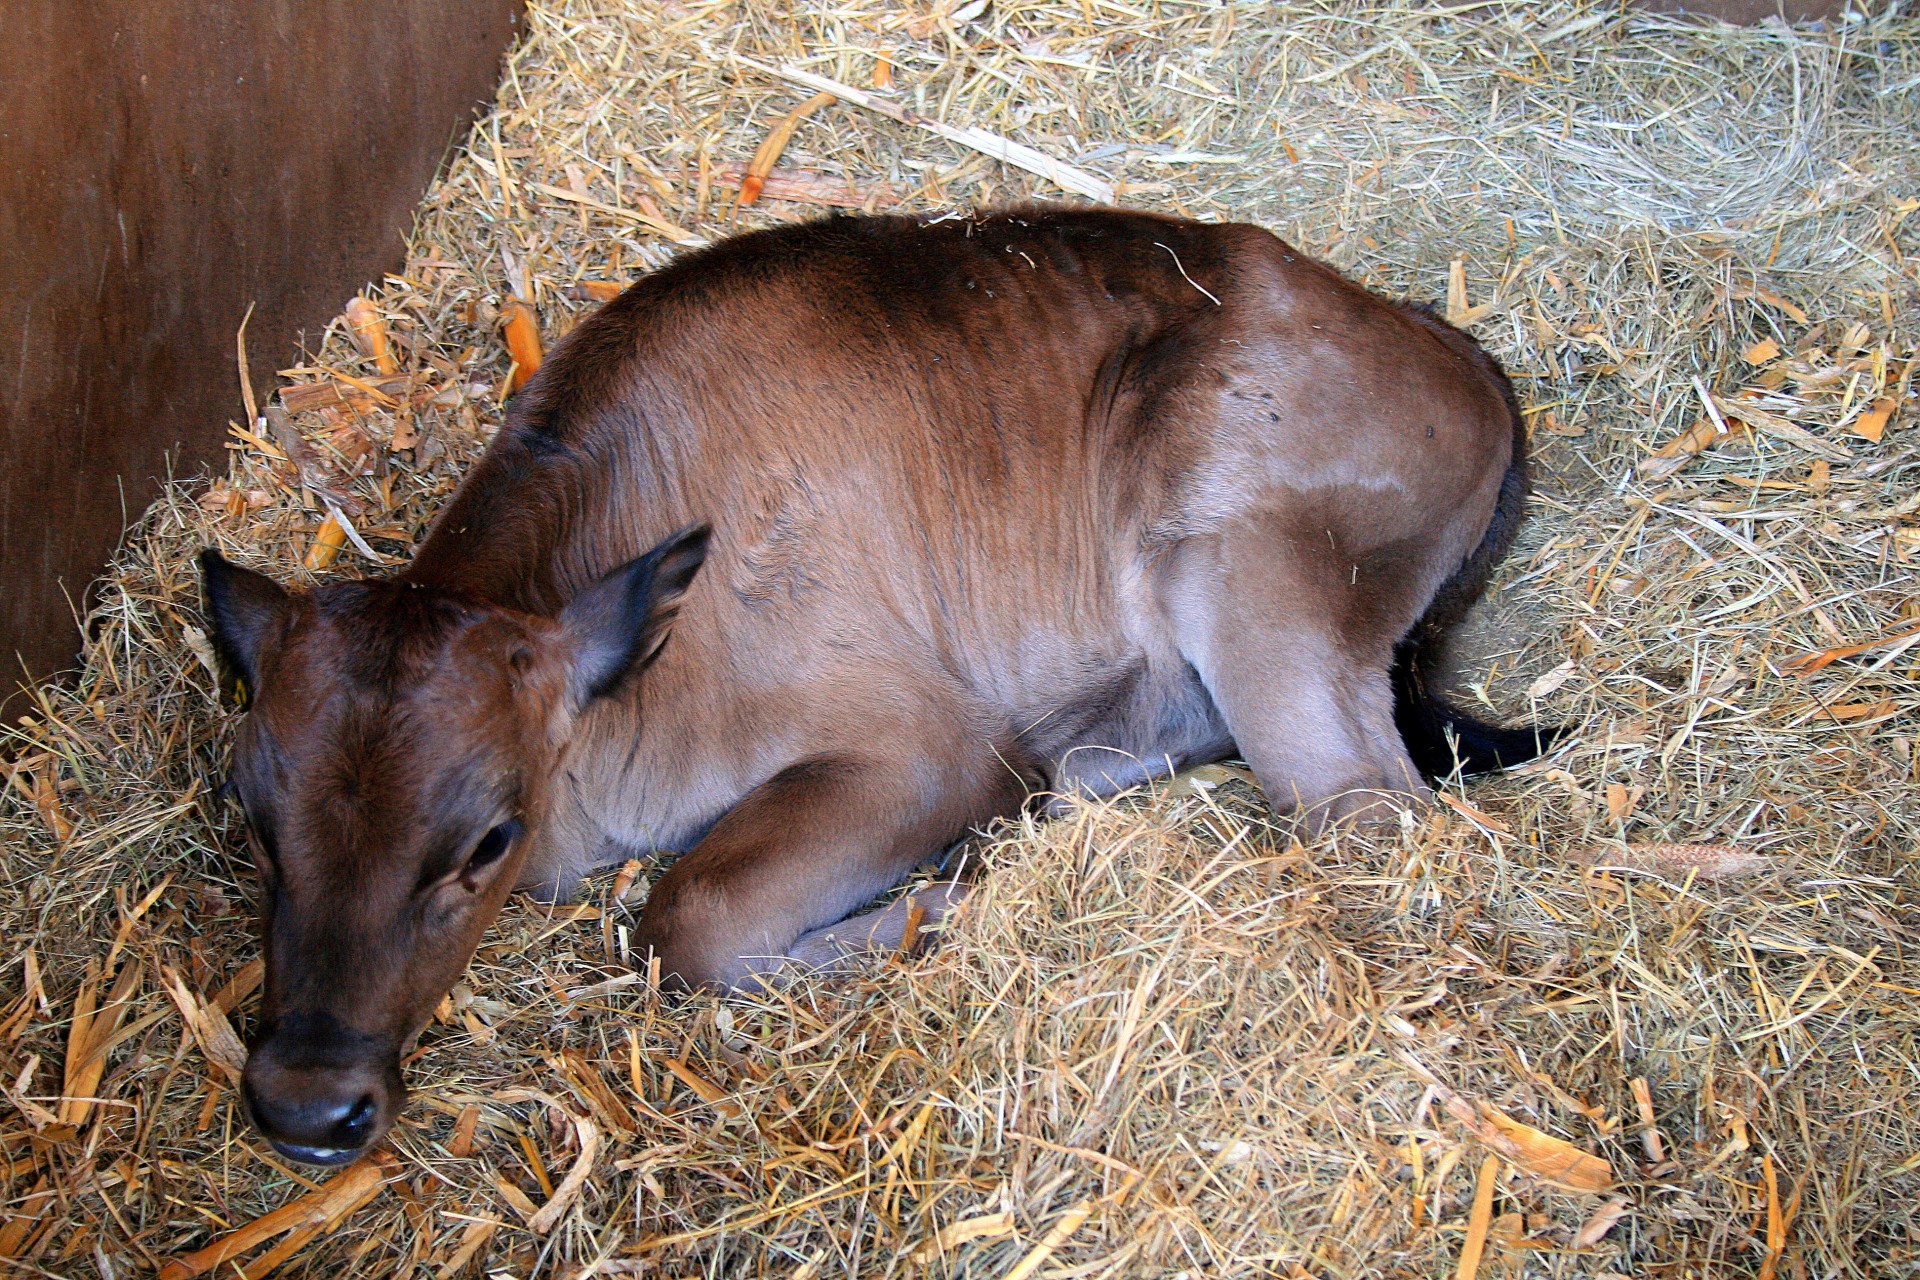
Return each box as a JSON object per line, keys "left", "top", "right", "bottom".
{"left": 2, "top": 1, "right": 1916, "bottom": 1276}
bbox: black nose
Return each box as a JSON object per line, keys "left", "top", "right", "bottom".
{"left": 244, "top": 1078, "right": 380, "bottom": 1164}
{"left": 242, "top": 1011, "right": 400, "bottom": 1165}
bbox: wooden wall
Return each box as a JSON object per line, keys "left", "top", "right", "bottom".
{"left": 0, "top": 1, "right": 522, "bottom": 708}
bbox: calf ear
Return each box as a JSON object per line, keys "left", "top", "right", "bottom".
{"left": 559, "top": 524, "right": 711, "bottom": 703}
{"left": 199, "top": 550, "right": 290, "bottom": 694}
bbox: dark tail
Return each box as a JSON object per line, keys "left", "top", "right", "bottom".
{"left": 1389, "top": 301, "right": 1567, "bottom": 779}
{"left": 1392, "top": 643, "right": 1563, "bottom": 777}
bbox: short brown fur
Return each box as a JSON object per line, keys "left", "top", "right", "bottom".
{"left": 201, "top": 207, "right": 1541, "bottom": 1164}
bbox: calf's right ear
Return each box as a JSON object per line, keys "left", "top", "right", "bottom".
{"left": 199, "top": 550, "right": 290, "bottom": 694}
{"left": 559, "top": 523, "right": 711, "bottom": 705}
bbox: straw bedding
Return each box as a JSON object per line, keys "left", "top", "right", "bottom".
{"left": 3, "top": 1, "right": 1917, "bottom": 1275}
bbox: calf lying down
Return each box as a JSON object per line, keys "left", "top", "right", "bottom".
{"left": 200, "top": 207, "right": 1554, "bottom": 1165}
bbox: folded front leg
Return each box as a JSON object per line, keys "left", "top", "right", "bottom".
{"left": 632, "top": 741, "right": 1020, "bottom": 992}
{"left": 784, "top": 881, "right": 971, "bottom": 978}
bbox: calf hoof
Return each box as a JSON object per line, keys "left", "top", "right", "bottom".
{"left": 635, "top": 882, "right": 971, "bottom": 995}
{"left": 785, "top": 882, "right": 970, "bottom": 977}
{"left": 1288, "top": 783, "right": 1430, "bottom": 838}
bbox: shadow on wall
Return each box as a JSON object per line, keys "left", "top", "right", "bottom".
{"left": 0, "top": 0, "right": 523, "bottom": 712}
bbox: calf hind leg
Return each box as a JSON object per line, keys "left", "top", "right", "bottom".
{"left": 1165, "top": 536, "right": 1432, "bottom": 832}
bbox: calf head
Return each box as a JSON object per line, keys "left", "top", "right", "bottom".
{"left": 199, "top": 526, "right": 707, "bottom": 1165}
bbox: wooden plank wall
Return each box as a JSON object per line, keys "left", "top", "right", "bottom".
{"left": 0, "top": 0, "right": 522, "bottom": 708}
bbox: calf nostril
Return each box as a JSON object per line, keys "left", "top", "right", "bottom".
{"left": 334, "top": 1094, "right": 378, "bottom": 1147}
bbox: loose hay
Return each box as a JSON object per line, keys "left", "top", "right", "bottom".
{"left": 3, "top": 2, "right": 1917, "bottom": 1276}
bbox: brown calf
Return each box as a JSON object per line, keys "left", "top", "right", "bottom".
{"left": 201, "top": 207, "right": 1552, "bottom": 1165}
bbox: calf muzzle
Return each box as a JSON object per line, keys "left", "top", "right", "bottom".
{"left": 242, "top": 1013, "right": 401, "bottom": 1166}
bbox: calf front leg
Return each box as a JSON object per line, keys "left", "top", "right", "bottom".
{"left": 785, "top": 881, "right": 971, "bottom": 977}
{"left": 632, "top": 747, "right": 1021, "bottom": 992}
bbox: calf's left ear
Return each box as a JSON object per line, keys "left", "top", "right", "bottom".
{"left": 200, "top": 550, "right": 291, "bottom": 695}
{"left": 559, "top": 523, "right": 711, "bottom": 704}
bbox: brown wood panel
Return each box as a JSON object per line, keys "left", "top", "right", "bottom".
{"left": 0, "top": 0, "right": 521, "bottom": 708}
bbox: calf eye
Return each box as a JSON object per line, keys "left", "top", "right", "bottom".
{"left": 467, "top": 820, "right": 520, "bottom": 871}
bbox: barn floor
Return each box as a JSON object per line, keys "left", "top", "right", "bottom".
{"left": 4, "top": 2, "right": 1919, "bottom": 1276}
